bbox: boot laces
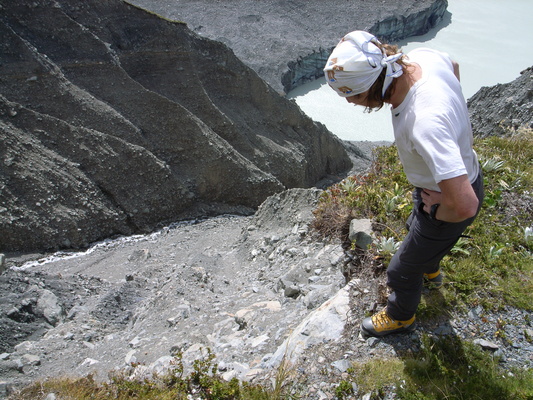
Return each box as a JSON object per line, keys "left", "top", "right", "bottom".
{"left": 373, "top": 309, "right": 396, "bottom": 328}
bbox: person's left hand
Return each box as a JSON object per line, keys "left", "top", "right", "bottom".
{"left": 421, "top": 175, "right": 479, "bottom": 222}
{"left": 421, "top": 188, "right": 442, "bottom": 214}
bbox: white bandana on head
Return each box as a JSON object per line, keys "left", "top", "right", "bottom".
{"left": 324, "top": 31, "right": 403, "bottom": 98}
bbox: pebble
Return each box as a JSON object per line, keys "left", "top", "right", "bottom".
{"left": 129, "top": 337, "right": 142, "bottom": 348}
{"left": 331, "top": 359, "right": 351, "bottom": 373}
{"left": 434, "top": 323, "right": 454, "bottom": 336}
{"left": 125, "top": 350, "right": 137, "bottom": 364}
{"left": 474, "top": 339, "right": 499, "bottom": 351}
{"left": 22, "top": 354, "right": 41, "bottom": 366}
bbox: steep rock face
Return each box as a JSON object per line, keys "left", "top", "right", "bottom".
{"left": 468, "top": 66, "right": 533, "bottom": 136}
{"left": 368, "top": 0, "right": 448, "bottom": 42}
{"left": 0, "top": 0, "right": 352, "bottom": 253}
{"left": 130, "top": 0, "right": 448, "bottom": 93}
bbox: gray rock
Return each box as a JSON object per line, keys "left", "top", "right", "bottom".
{"left": 331, "top": 359, "right": 351, "bottom": 373}
{"left": 268, "top": 285, "right": 351, "bottom": 368}
{"left": 468, "top": 66, "right": 533, "bottom": 136}
{"left": 303, "top": 285, "right": 338, "bottom": 310}
{"left": 0, "top": 254, "right": 6, "bottom": 275}
{"left": 473, "top": 339, "right": 499, "bottom": 351}
{"left": 167, "top": 304, "right": 192, "bottom": 326}
{"left": 494, "top": 349, "right": 507, "bottom": 362}
{"left": 129, "top": 337, "right": 142, "bottom": 349}
{"left": 35, "top": 289, "right": 64, "bottom": 326}
{"left": 0, "top": 359, "right": 23, "bottom": 373}
{"left": 22, "top": 354, "right": 41, "bottom": 366}
{"left": 284, "top": 285, "right": 301, "bottom": 299}
{"left": 279, "top": 266, "right": 312, "bottom": 290}
{"left": 14, "top": 341, "right": 34, "bottom": 353}
{"left": 125, "top": 350, "right": 137, "bottom": 365}
{"left": 348, "top": 219, "right": 374, "bottom": 249}
{"left": 150, "top": 355, "right": 175, "bottom": 376}
{"left": 467, "top": 306, "right": 484, "bottom": 320}
{"left": 81, "top": 358, "right": 100, "bottom": 367}
{"left": 434, "top": 324, "right": 453, "bottom": 336}
{"left": 366, "top": 337, "right": 380, "bottom": 348}
{"left": 217, "top": 361, "right": 228, "bottom": 372}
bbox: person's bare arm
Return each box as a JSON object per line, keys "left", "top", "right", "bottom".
{"left": 421, "top": 174, "right": 478, "bottom": 222}
{"left": 451, "top": 59, "right": 461, "bottom": 81}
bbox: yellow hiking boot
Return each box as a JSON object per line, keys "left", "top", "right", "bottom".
{"left": 424, "top": 270, "right": 443, "bottom": 289}
{"left": 361, "top": 308, "right": 416, "bottom": 337}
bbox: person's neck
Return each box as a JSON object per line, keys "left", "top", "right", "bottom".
{"left": 388, "top": 63, "right": 421, "bottom": 108}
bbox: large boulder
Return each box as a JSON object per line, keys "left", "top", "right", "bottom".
{"left": 468, "top": 66, "right": 533, "bottom": 136}
{"left": 0, "top": 0, "right": 352, "bottom": 253}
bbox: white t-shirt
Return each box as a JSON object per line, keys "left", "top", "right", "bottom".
{"left": 391, "top": 48, "right": 479, "bottom": 191}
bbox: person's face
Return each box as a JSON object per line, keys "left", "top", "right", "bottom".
{"left": 345, "top": 90, "right": 371, "bottom": 107}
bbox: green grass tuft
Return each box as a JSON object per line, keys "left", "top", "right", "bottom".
{"left": 345, "top": 335, "right": 533, "bottom": 400}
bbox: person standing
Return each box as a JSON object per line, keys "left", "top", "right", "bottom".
{"left": 324, "top": 31, "right": 484, "bottom": 337}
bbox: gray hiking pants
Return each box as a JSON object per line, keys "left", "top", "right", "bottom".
{"left": 386, "top": 170, "right": 484, "bottom": 321}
